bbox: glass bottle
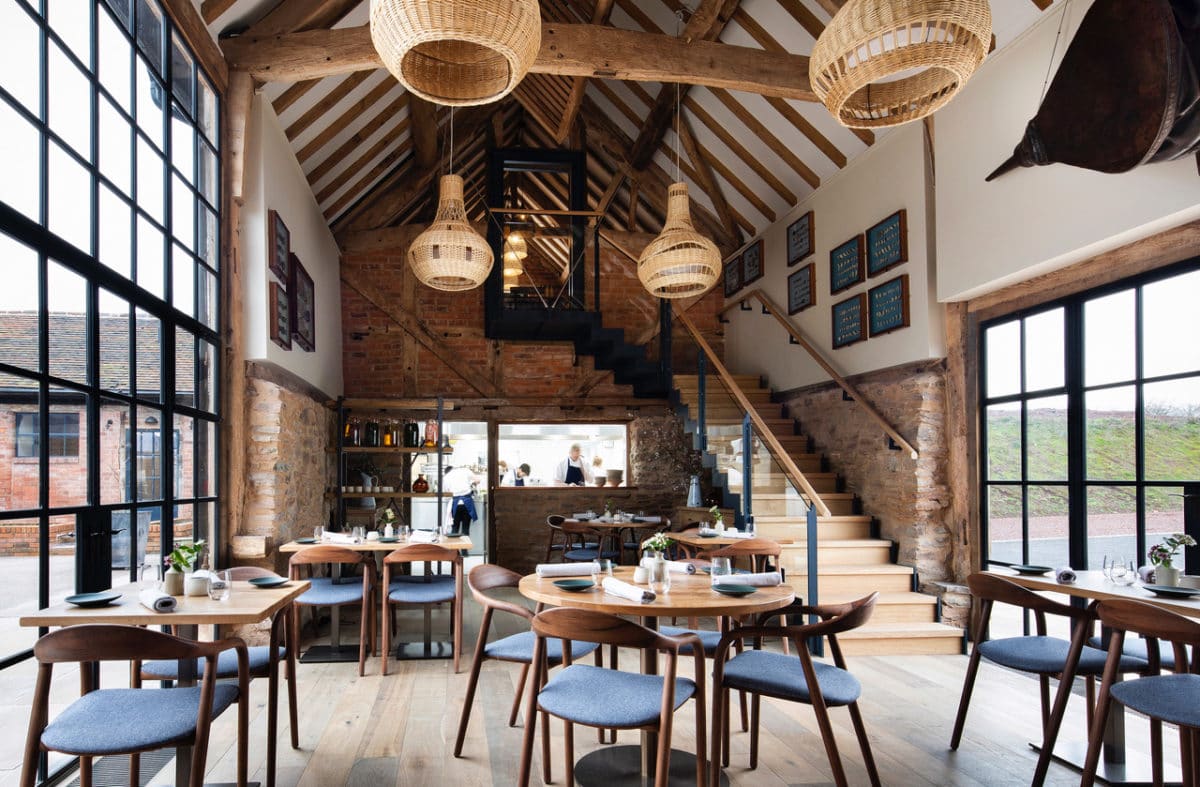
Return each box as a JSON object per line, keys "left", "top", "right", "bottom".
{"left": 347, "top": 417, "right": 361, "bottom": 447}
{"left": 382, "top": 419, "right": 394, "bottom": 447}
{"left": 404, "top": 420, "right": 420, "bottom": 448}
{"left": 423, "top": 418, "right": 439, "bottom": 448}
{"left": 412, "top": 474, "right": 429, "bottom": 493}
{"left": 365, "top": 420, "right": 380, "bottom": 447}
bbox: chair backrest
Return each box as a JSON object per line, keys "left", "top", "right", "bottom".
{"left": 767, "top": 592, "right": 878, "bottom": 669}
{"left": 384, "top": 543, "right": 463, "bottom": 565}
{"left": 34, "top": 624, "right": 235, "bottom": 664}
{"left": 547, "top": 515, "right": 566, "bottom": 528}
{"left": 966, "top": 572, "right": 1088, "bottom": 637}
{"left": 227, "top": 565, "right": 277, "bottom": 581}
{"left": 532, "top": 606, "right": 678, "bottom": 651}
{"left": 288, "top": 545, "right": 370, "bottom": 568}
{"left": 466, "top": 563, "right": 533, "bottom": 622}
{"left": 1096, "top": 598, "right": 1200, "bottom": 674}
{"left": 710, "top": 537, "right": 782, "bottom": 571}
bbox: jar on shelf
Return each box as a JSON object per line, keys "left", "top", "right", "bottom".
{"left": 403, "top": 420, "right": 420, "bottom": 448}
{"left": 345, "top": 417, "right": 362, "bottom": 446}
{"left": 412, "top": 474, "right": 430, "bottom": 493}
{"left": 387, "top": 420, "right": 400, "bottom": 447}
{"left": 423, "top": 418, "right": 439, "bottom": 448}
{"left": 382, "top": 419, "right": 394, "bottom": 447}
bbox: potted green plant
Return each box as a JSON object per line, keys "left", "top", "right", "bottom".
{"left": 710, "top": 505, "right": 725, "bottom": 533}
{"left": 164, "top": 540, "right": 206, "bottom": 596}
{"left": 1149, "top": 533, "right": 1197, "bottom": 586}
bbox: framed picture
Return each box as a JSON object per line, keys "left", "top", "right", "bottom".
{"left": 787, "top": 211, "right": 814, "bottom": 266}
{"left": 741, "top": 240, "right": 764, "bottom": 286}
{"left": 268, "top": 209, "right": 290, "bottom": 281}
{"left": 787, "top": 263, "right": 816, "bottom": 315}
{"left": 866, "top": 209, "right": 908, "bottom": 277}
{"left": 868, "top": 274, "right": 910, "bottom": 337}
{"left": 269, "top": 282, "right": 291, "bottom": 350}
{"left": 831, "top": 292, "right": 867, "bottom": 349}
{"left": 723, "top": 255, "right": 743, "bottom": 298}
{"left": 829, "top": 234, "right": 865, "bottom": 294}
{"left": 288, "top": 253, "right": 316, "bottom": 352}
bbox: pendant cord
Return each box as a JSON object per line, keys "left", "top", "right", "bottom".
{"left": 674, "top": 10, "right": 685, "bottom": 182}
{"left": 1039, "top": 0, "right": 1072, "bottom": 106}
{"left": 450, "top": 107, "right": 455, "bottom": 175}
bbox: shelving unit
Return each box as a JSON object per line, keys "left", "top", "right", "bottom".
{"left": 330, "top": 397, "right": 454, "bottom": 530}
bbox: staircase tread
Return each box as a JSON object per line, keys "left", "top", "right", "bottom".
{"left": 751, "top": 491, "right": 854, "bottom": 499}
{"left": 755, "top": 514, "right": 871, "bottom": 523}
{"left": 792, "top": 563, "right": 912, "bottom": 575}
{"left": 819, "top": 591, "right": 937, "bottom": 605}
{"left": 839, "top": 622, "right": 962, "bottom": 638}
{"left": 775, "top": 539, "right": 891, "bottom": 548}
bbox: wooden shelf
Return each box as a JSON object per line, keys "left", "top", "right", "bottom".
{"left": 327, "top": 491, "right": 446, "bottom": 500}
{"left": 332, "top": 398, "right": 457, "bottom": 412}
{"left": 340, "top": 445, "right": 452, "bottom": 454}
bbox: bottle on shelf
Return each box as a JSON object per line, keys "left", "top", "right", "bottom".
{"left": 365, "top": 420, "right": 380, "bottom": 447}
{"left": 346, "top": 417, "right": 362, "bottom": 446}
{"left": 382, "top": 419, "right": 394, "bottom": 447}
{"left": 404, "top": 419, "right": 420, "bottom": 448}
{"left": 423, "top": 418, "right": 439, "bottom": 448}
{"left": 412, "top": 474, "right": 429, "bottom": 493}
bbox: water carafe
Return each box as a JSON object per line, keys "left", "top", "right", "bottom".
{"left": 686, "top": 475, "right": 701, "bottom": 508}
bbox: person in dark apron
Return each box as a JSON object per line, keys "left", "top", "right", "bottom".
{"left": 514, "top": 463, "right": 530, "bottom": 486}
{"left": 555, "top": 443, "right": 592, "bottom": 486}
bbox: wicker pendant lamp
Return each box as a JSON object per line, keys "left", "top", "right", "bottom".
{"left": 502, "top": 248, "right": 524, "bottom": 277}
{"left": 369, "top": 0, "right": 541, "bottom": 106}
{"left": 810, "top": 0, "right": 992, "bottom": 129}
{"left": 408, "top": 174, "right": 493, "bottom": 291}
{"left": 506, "top": 230, "right": 528, "bottom": 259}
{"left": 638, "top": 183, "right": 721, "bottom": 299}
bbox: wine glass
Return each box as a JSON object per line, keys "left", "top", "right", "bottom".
{"left": 710, "top": 557, "right": 733, "bottom": 587}
{"left": 1108, "top": 556, "right": 1129, "bottom": 584}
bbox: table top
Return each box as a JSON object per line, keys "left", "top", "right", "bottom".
{"left": 564, "top": 516, "right": 662, "bottom": 530}
{"left": 279, "top": 535, "right": 473, "bottom": 553}
{"left": 673, "top": 531, "right": 765, "bottom": 548}
{"left": 19, "top": 580, "right": 310, "bottom": 628}
{"left": 985, "top": 568, "right": 1200, "bottom": 618}
{"left": 519, "top": 566, "right": 794, "bottom": 618}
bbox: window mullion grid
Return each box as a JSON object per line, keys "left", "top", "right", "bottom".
{"left": 1134, "top": 284, "right": 1147, "bottom": 563}
{"left": 1065, "top": 301, "right": 1088, "bottom": 571}
{"left": 1018, "top": 319, "right": 1030, "bottom": 567}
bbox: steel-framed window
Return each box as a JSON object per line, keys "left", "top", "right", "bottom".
{"left": 14, "top": 412, "right": 80, "bottom": 458}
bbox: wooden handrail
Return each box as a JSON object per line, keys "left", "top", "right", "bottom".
{"left": 673, "top": 306, "right": 832, "bottom": 518}
{"left": 733, "top": 288, "right": 919, "bottom": 460}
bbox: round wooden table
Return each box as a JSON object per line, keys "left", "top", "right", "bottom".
{"left": 519, "top": 566, "right": 795, "bottom": 786}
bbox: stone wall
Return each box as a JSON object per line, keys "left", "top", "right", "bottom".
{"left": 777, "top": 360, "right": 964, "bottom": 623}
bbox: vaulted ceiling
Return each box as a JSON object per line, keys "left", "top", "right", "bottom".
{"left": 203, "top": 0, "right": 1060, "bottom": 255}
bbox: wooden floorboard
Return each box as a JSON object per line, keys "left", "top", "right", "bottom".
{"left": 120, "top": 589, "right": 1182, "bottom": 787}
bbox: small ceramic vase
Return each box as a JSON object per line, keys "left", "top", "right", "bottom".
{"left": 163, "top": 567, "right": 184, "bottom": 596}
{"left": 1156, "top": 565, "right": 1181, "bottom": 586}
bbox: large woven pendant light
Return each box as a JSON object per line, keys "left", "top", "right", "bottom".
{"left": 502, "top": 248, "right": 524, "bottom": 277}
{"left": 810, "top": 0, "right": 992, "bottom": 129}
{"left": 638, "top": 182, "right": 721, "bottom": 299}
{"left": 408, "top": 174, "right": 493, "bottom": 291}
{"left": 369, "top": 0, "right": 541, "bottom": 106}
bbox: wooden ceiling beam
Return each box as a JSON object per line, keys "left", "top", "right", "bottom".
{"left": 677, "top": 115, "right": 738, "bottom": 245}
{"left": 285, "top": 71, "right": 370, "bottom": 140}
{"left": 244, "top": 0, "right": 361, "bottom": 38}
{"left": 201, "top": 0, "right": 236, "bottom": 24}
{"left": 684, "top": 95, "right": 795, "bottom": 204}
{"left": 410, "top": 97, "right": 439, "bottom": 169}
{"left": 773, "top": 1, "right": 824, "bottom": 41}
{"left": 220, "top": 23, "right": 817, "bottom": 101}
{"left": 273, "top": 79, "right": 320, "bottom": 115}
{"left": 556, "top": 0, "right": 615, "bottom": 144}
{"left": 710, "top": 88, "right": 820, "bottom": 189}
{"left": 317, "top": 127, "right": 410, "bottom": 208}
{"left": 297, "top": 78, "right": 396, "bottom": 166}
{"left": 813, "top": 0, "right": 848, "bottom": 15}
{"left": 628, "top": 0, "right": 741, "bottom": 170}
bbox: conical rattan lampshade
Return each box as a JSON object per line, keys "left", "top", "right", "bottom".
{"left": 409, "top": 175, "right": 493, "bottom": 291}
{"left": 502, "top": 249, "right": 524, "bottom": 277}
{"left": 810, "top": 0, "right": 991, "bottom": 129}
{"left": 638, "top": 183, "right": 721, "bottom": 299}
{"left": 507, "top": 230, "right": 528, "bottom": 259}
{"left": 369, "top": 0, "right": 541, "bottom": 106}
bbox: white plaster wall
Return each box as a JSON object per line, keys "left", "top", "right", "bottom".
{"left": 724, "top": 122, "right": 944, "bottom": 390}
{"left": 936, "top": 0, "right": 1200, "bottom": 302}
{"left": 240, "top": 95, "right": 344, "bottom": 398}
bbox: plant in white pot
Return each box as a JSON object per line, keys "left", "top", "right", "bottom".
{"left": 164, "top": 540, "right": 206, "bottom": 596}
{"left": 1149, "top": 533, "right": 1196, "bottom": 586}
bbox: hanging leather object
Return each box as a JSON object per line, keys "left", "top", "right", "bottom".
{"left": 987, "top": 0, "right": 1200, "bottom": 181}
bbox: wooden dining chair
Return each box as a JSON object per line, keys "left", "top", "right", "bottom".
{"left": 710, "top": 593, "right": 880, "bottom": 787}
{"left": 952, "top": 573, "right": 1150, "bottom": 762}
{"left": 544, "top": 515, "right": 570, "bottom": 563}
{"left": 289, "top": 546, "right": 376, "bottom": 676}
{"left": 381, "top": 543, "right": 463, "bottom": 674}
{"left": 20, "top": 624, "right": 249, "bottom": 787}
{"left": 518, "top": 607, "right": 707, "bottom": 787}
{"left": 561, "top": 520, "right": 620, "bottom": 563}
{"left": 140, "top": 566, "right": 300, "bottom": 783}
{"left": 453, "top": 564, "right": 602, "bottom": 757}
{"left": 1081, "top": 599, "right": 1200, "bottom": 787}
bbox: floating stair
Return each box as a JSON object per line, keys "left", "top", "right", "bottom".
{"left": 674, "top": 374, "right": 963, "bottom": 657}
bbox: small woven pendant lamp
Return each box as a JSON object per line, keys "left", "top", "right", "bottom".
{"left": 810, "top": 0, "right": 992, "bottom": 128}
{"left": 408, "top": 174, "right": 493, "bottom": 291}
{"left": 369, "top": 0, "right": 541, "bottom": 106}
{"left": 638, "top": 182, "right": 721, "bottom": 299}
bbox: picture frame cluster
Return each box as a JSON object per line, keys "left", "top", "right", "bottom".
{"left": 267, "top": 210, "right": 316, "bottom": 353}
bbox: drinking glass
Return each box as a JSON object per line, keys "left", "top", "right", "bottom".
{"left": 139, "top": 560, "right": 162, "bottom": 590}
{"left": 651, "top": 560, "right": 671, "bottom": 594}
{"left": 1114, "top": 560, "right": 1137, "bottom": 586}
{"left": 207, "top": 569, "right": 231, "bottom": 601}
{"left": 398, "top": 525, "right": 410, "bottom": 543}
{"left": 710, "top": 556, "right": 733, "bottom": 587}
{"left": 1108, "top": 556, "right": 1129, "bottom": 584}
{"left": 352, "top": 526, "right": 365, "bottom": 544}
{"left": 314, "top": 526, "right": 324, "bottom": 542}
{"left": 593, "top": 558, "right": 613, "bottom": 577}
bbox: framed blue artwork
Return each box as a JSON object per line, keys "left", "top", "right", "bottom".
{"left": 868, "top": 274, "right": 910, "bottom": 337}
{"left": 741, "top": 240, "right": 764, "bottom": 286}
{"left": 866, "top": 209, "right": 907, "bottom": 277}
{"left": 723, "top": 255, "right": 742, "bottom": 297}
{"left": 787, "top": 211, "right": 814, "bottom": 266}
{"left": 787, "top": 263, "right": 816, "bottom": 315}
{"left": 830, "top": 234, "right": 865, "bottom": 294}
{"left": 831, "top": 293, "right": 866, "bottom": 349}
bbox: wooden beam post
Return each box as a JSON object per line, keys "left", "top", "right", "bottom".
{"left": 410, "top": 97, "right": 439, "bottom": 170}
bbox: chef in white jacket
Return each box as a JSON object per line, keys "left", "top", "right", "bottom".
{"left": 554, "top": 444, "right": 592, "bottom": 486}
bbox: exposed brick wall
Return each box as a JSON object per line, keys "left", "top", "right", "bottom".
{"left": 777, "top": 360, "right": 962, "bottom": 622}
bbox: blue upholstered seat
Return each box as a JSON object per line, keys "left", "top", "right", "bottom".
{"left": 297, "top": 577, "right": 367, "bottom": 606}
{"left": 978, "top": 636, "right": 1148, "bottom": 675}
{"left": 1110, "top": 673, "right": 1200, "bottom": 729}
{"left": 720, "top": 649, "right": 861, "bottom": 706}
{"left": 1088, "top": 634, "right": 1181, "bottom": 670}
{"left": 141, "top": 646, "right": 286, "bottom": 679}
{"left": 482, "top": 630, "right": 599, "bottom": 664}
{"left": 659, "top": 625, "right": 723, "bottom": 656}
{"left": 41, "top": 685, "right": 240, "bottom": 755}
{"left": 537, "top": 664, "right": 696, "bottom": 728}
{"left": 387, "top": 575, "right": 455, "bottom": 604}
{"left": 564, "top": 547, "right": 620, "bottom": 562}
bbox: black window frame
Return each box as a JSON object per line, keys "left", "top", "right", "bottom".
{"left": 14, "top": 412, "right": 80, "bottom": 458}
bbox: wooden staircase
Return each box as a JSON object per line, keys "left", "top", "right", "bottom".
{"left": 674, "top": 374, "right": 962, "bottom": 656}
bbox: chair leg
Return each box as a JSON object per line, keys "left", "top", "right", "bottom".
{"left": 518, "top": 687, "right": 538, "bottom": 787}
{"left": 1080, "top": 680, "right": 1117, "bottom": 787}
{"left": 287, "top": 653, "right": 300, "bottom": 749}
{"left": 949, "top": 648, "right": 984, "bottom": 750}
{"left": 1150, "top": 718, "right": 1163, "bottom": 787}
{"left": 710, "top": 679, "right": 725, "bottom": 787}
{"left": 564, "top": 720, "right": 575, "bottom": 787}
{"left": 809, "top": 694, "right": 849, "bottom": 787}
{"left": 749, "top": 693, "right": 760, "bottom": 769}
{"left": 847, "top": 700, "right": 881, "bottom": 787}
{"left": 381, "top": 601, "right": 391, "bottom": 677}
{"left": 656, "top": 705, "right": 675, "bottom": 787}
{"left": 128, "top": 754, "right": 139, "bottom": 787}
{"left": 1038, "top": 675, "right": 1051, "bottom": 736}
{"left": 541, "top": 711, "right": 553, "bottom": 785}
{"left": 722, "top": 687, "right": 731, "bottom": 767}
{"left": 454, "top": 647, "right": 487, "bottom": 757}
{"left": 510, "top": 663, "right": 530, "bottom": 727}
{"left": 80, "top": 756, "right": 92, "bottom": 787}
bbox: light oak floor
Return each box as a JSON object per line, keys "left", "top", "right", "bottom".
{"left": 64, "top": 591, "right": 1186, "bottom": 786}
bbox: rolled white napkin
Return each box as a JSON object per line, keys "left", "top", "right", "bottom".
{"left": 323, "top": 532, "right": 356, "bottom": 545}
{"left": 139, "top": 588, "right": 176, "bottom": 612}
{"left": 639, "top": 557, "right": 696, "bottom": 574}
{"left": 1056, "top": 566, "right": 1077, "bottom": 584}
{"left": 409, "top": 530, "right": 437, "bottom": 543}
{"left": 713, "top": 571, "right": 782, "bottom": 587}
{"left": 602, "top": 576, "right": 656, "bottom": 603}
{"left": 697, "top": 527, "right": 720, "bottom": 537}
{"left": 724, "top": 530, "right": 754, "bottom": 539}
{"left": 536, "top": 563, "right": 597, "bottom": 578}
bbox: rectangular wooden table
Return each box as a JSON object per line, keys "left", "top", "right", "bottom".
{"left": 20, "top": 579, "right": 309, "bottom": 787}
{"left": 985, "top": 567, "right": 1200, "bottom": 785}
{"left": 279, "top": 535, "right": 472, "bottom": 662}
